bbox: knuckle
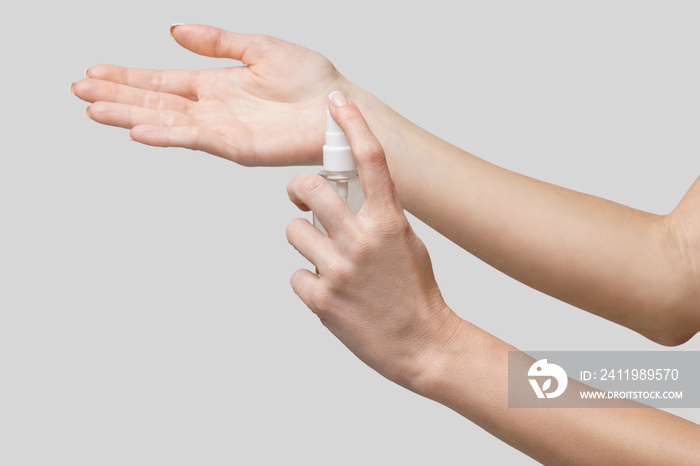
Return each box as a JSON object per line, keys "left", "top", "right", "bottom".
{"left": 361, "top": 140, "right": 385, "bottom": 165}
{"left": 343, "top": 111, "right": 365, "bottom": 127}
{"left": 142, "top": 90, "right": 161, "bottom": 109}
{"left": 213, "top": 31, "right": 227, "bottom": 57}
{"left": 298, "top": 174, "right": 326, "bottom": 199}
{"left": 309, "top": 287, "right": 334, "bottom": 315}
{"left": 329, "top": 262, "right": 352, "bottom": 285}
{"left": 325, "top": 256, "right": 358, "bottom": 288}
{"left": 318, "top": 255, "right": 355, "bottom": 289}
{"left": 349, "top": 235, "right": 375, "bottom": 256}
{"left": 354, "top": 137, "right": 387, "bottom": 171}
{"left": 151, "top": 70, "right": 164, "bottom": 91}
{"left": 390, "top": 210, "right": 412, "bottom": 232}
{"left": 160, "top": 111, "right": 174, "bottom": 126}
{"left": 385, "top": 215, "right": 412, "bottom": 240}
{"left": 248, "top": 34, "right": 278, "bottom": 58}
{"left": 360, "top": 211, "right": 411, "bottom": 244}
{"left": 188, "top": 125, "right": 202, "bottom": 149}
{"left": 161, "top": 111, "right": 181, "bottom": 127}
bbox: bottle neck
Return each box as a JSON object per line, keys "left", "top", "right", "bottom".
{"left": 319, "top": 169, "right": 359, "bottom": 182}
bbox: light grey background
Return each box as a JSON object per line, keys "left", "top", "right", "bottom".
{"left": 2, "top": 1, "right": 699, "bottom": 464}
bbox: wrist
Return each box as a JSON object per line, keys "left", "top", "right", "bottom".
{"left": 343, "top": 81, "right": 408, "bottom": 165}
{"left": 341, "top": 80, "right": 441, "bottom": 216}
{"left": 402, "top": 309, "right": 475, "bottom": 400}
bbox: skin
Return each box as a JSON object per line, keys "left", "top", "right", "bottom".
{"left": 71, "top": 24, "right": 700, "bottom": 463}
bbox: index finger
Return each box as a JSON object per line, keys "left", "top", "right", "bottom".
{"left": 86, "top": 64, "right": 199, "bottom": 100}
{"left": 327, "top": 92, "right": 399, "bottom": 211}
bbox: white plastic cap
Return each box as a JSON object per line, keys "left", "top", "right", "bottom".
{"left": 323, "top": 110, "right": 357, "bottom": 172}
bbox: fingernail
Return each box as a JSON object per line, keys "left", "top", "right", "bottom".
{"left": 69, "top": 82, "right": 75, "bottom": 95}
{"left": 84, "top": 67, "right": 90, "bottom": 77}
{"left": 127, "top": 133, "right": 134, "bottom": 141}
{"left": 170, "top": 23, "right": 185, "bottom": 36}
{"left": 329, "top": 90, "right": 347, "bottom": 107}
{"left": 85, "top": 106, "right": 91, "bottom": 119}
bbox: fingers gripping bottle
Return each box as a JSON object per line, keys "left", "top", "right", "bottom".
{"left": 313, "top": 110, "right": 365, "bottom": 235}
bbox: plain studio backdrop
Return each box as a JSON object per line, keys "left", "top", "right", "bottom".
{"left": 2, "top": 1, "right": 699, "bottom": 464}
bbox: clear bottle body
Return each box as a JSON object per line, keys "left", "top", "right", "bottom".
{"left": 313, "top": 170, "right": 365, "bottom": 235}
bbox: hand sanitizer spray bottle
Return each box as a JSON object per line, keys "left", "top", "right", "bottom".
{"left": 313, "top": 110, "right": 365, "bottom": 235}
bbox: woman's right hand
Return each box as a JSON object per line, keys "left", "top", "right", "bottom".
{"left": 71, "top": 24, "right": 349, "bottom": 166}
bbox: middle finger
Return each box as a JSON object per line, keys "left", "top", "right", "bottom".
{"left": 73, "top": 79, "right": 194, "bottom": 114}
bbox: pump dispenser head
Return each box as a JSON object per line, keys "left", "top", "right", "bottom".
{"left": 323, "top": 110, "right": 357, "bottom": 172}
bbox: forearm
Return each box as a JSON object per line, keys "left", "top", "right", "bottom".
{"left": 292, "top": 85, "right": 700, "bottom": 464}
{"left": 416, "top": 316, "right": 700, "bottom": 464}
{"left": 347, "top": 82, "right": 698, "bottom": 344}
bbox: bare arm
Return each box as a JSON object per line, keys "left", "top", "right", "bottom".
{"left": 287, "top": 96, "right": 700, "bottom": 464}
{"left": 72, "top": 25, "right": 700, "bottom": 344}
{"left": 350, "top": 87, "right": 700, "bottom": 345}
{"left": 422, "top": 319, "right": 700, "bottom": 465}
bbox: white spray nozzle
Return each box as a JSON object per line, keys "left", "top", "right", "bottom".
{"left": 323, "top": 110, "right": 356, "bottom": 172}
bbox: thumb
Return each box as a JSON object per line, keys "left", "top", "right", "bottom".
{"left": 170, "top": 24, "right": 261, "bottom": 65}
{"left": 328, "top": 91, "right": 398, "bottom": 211}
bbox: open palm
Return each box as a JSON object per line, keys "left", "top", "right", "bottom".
{"left": 72, "top": 24, "right": 346, "bottom": 166}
